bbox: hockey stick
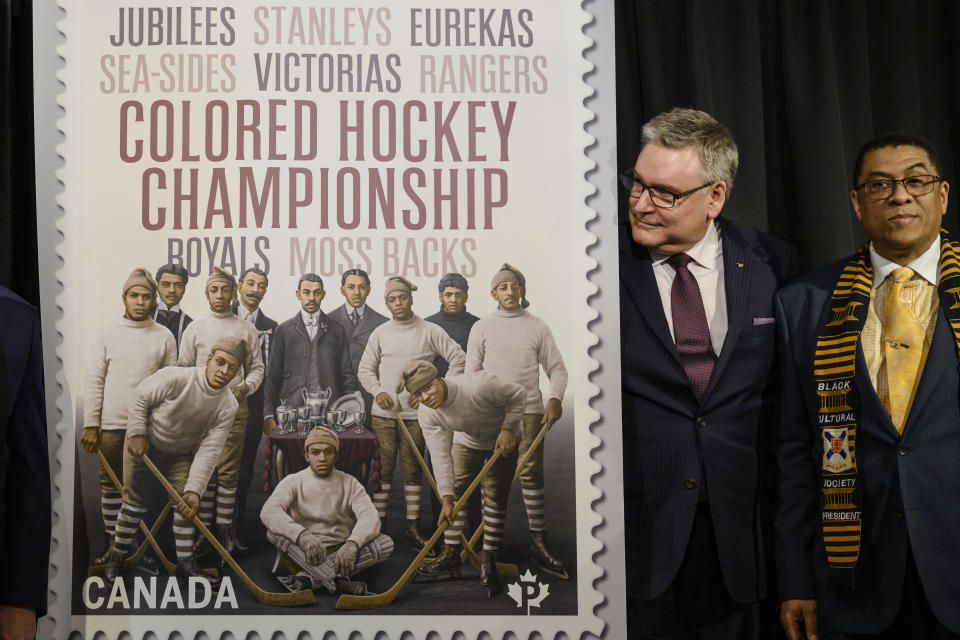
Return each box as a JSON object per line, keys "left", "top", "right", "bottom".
{"left": 459, "top": 419, "right": 551, "bottom": 566}
{"left": 87, "top": 502, "right": 172, "bottom": 577}
{"left": 335, "top": 446, "right": 504, "bottom": 610}
{"left": 142, "top": 455, "right": 315, "bottom": 607}
{"left": 94, "top": 449, "right": 219, "bottom": 578}
{"left": 391, "top": 406, "right": 519, "bottom": 578}
{"left": 93, "top": 449, "right": 177, "bottom": 576}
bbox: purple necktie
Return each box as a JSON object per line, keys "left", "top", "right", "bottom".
{"left": 669, "top": 253, "right": 716, "bottom": 402}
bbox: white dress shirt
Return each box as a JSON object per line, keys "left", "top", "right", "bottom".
{"left": 301, "top": 309, "right": 321, "bottom": 339}
{"left": 869, "top": 236, "right": 940, "bottom": 289}
{"left": 650, "top": 220, "right": 728, "bottom": 356}
{"left": 238, "top": 304, "right": 260, "bottom": 325}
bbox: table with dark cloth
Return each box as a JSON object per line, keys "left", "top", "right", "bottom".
{"left": 265, "top": 426, "right": 380, "bottom": 491}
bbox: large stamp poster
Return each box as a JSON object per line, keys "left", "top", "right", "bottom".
{"left": 55, "top": 1, "right": 609, "bottom": 636}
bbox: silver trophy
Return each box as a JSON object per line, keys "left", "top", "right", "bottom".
{"left": 303, "top": 387, "right": 332, "bottom": 424}
{"left": 326, "top": 391, "right": 366, "bottom": 434}
{"left": 275, "top": 401, "right": 296, "bottom": 435}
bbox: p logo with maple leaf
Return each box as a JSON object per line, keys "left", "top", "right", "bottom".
{"left": 507, "top": 570, "right": 550, "bottom": 614}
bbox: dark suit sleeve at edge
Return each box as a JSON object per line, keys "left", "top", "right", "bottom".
{"left": 264, "top": 325, "right": 284, "bottom": 419}
{"left": 339, "top": 328, "right": 359, "bottom": 395}
{"left": 0, "top": 311, "right": 51, "bottom": 615}
{"left": 773, "top": 290, "right": 819, "bottom": 602}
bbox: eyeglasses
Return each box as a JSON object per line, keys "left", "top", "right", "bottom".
{"left": 855, "top": 174, "right": 942, "bottom": 201}
{"left": 619, "top": 171, "right": 714, "bottom": 208}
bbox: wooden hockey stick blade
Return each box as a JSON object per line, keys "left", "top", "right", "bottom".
{"left": 391, "top": 407, "right": 519, "bottom": 578}
{"left": 336, "top": 447, "right": 503, "bottom": 610}
{"left": 458, "top": 420, "right": 552, "bottom": 570}
{"left": 142, "top": 455, "right": 314, "bottom": 607}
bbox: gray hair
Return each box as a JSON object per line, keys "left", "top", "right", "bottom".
{"left": 641, "top": 107, "right": 739, "bottom": 197}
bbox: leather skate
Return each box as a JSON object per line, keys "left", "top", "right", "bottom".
{"left": 479, "top": 550, "right": 501, "bottom": 597}
{"left": 414, "top": 544, "right": 462, "bottom": 582}
{"left": 529, "top": 530, "right": 569, "bottom": 580}
{"left": 104, "top": 546, "right": 125, "bottom": 582}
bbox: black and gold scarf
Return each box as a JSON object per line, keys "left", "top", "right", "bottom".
{"left": 813, "top": 229, "right": 960, "bottom": 590}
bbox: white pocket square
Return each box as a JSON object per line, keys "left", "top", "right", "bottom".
{"left": 753, "top": 317, "right": 775, "bottom": 326}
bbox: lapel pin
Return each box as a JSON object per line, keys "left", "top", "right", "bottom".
{"left": 737, "top": 262, "right": 744, "bottom": 268}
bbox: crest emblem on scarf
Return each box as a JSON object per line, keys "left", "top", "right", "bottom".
{"left": 822, "top": 428, "right": 853, "bottom": 473}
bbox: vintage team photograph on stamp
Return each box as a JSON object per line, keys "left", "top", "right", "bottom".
{"left": 52, "top": 1, "right": 609, "bottom": 637}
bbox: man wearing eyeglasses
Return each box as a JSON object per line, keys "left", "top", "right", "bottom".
{"left": 620, "top": 107, "right": 798, "bottom": 639}
{"left": 776, "top": 133, "right": 960, "bottom": 639}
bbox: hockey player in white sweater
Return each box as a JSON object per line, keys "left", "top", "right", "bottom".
{"left": 466, "top": 263, "right": 570, "bottom": 579}
{"left": 103, "top": 337, "right": 245, "bottom": 583}
{"left": 178, "top": 267, "right": 264, "bottom": 554}
{"left": 80, "top": 268, "right": 176, "bottom": 567}
{"left": 357, "top": 276, "right": 465, "bottom": 551}
{"left": 261, "top": 426, "right": 393, "bottom": 595}
{"left": 403, "top": 360, "right": 525, "bottom": 596}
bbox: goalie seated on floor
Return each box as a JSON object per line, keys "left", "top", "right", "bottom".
{"left": 260, "top": 425, "right": 393, "bottom": 594}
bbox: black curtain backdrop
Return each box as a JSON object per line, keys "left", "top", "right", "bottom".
{"left": 616, "top": 0, "right": 960, "bottom": 271}
{"left": 0, "top": 0, "right": 38, "bottom": 306}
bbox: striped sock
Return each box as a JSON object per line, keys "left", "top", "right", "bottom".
{"left": 113, "top": 503, "right": 147, "bottom": 553}
{"left": 101, "top": 488, "right": 122, "bottom": 537}
{"left": 198, "top": 484, "right": 216, "bottom": 527}
{"left": 522, "top": 487, "right": 546, "bottom": 532}
{"left": 444, "top": 510, "right": 466, "bottom": 546}
{"left": 482, "top": 503, "right": 506, "bottom": 552}
{"left": 373, "top": 482, "right": 391, "bottom": 519}
{"left": 216, "top": 485, "right": 237, "bottom": 526}
{"left": 172, "top": 512, "right": 196, "bottom": 560}
{"left": 404, "top": 484, "right": 421, "bottom": 522}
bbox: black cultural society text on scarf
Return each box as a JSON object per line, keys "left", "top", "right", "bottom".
{"left": 813, "top": 229, "right": 960, "bottom": 590}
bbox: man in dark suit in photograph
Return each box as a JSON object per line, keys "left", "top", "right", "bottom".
{"left": 0, "top": 286, "right": 50, "bottom": 640}
{"left": 263, "top": 274, "right": 358, "bottom": 436}
{"left": 776, "top": 133, "right": 960, "bottom": 640}
{"left": 328, "top": 268, "right": 388, "bottom": 417}
{"left": 620, "top": 107, "right": 798, "bottom": 639}
{"left": 150, "top": 263, "right": 193, "bottom": 351}
{"left": 232, "top": 266, "right": 278, "bottom": 540}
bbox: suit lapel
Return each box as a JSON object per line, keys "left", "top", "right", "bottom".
{"left": 703, "top": 222, "right": 752, "bottom": 401}
{"left": 293, "top": 313, "right": 310, "bottom": 341}
{"left": 619, "top": 230, "right": 683, "bottom": 368}
{"left": 354, "top": 309, "right": 378, "bottom": 337}
{"left": 853, "top": 340, "right": 899, "bottom": 441}
{"left": 902, "top": 309, "right": 954, "bottom": 438}
{"left": 852, "top": 307, "right": 954, "bottom": 441}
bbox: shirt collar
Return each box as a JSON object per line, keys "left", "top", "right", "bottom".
{"left": 239, "top": 305, "right": 259, "bottom": 323}
{"left": 156, "top": 300, "right": 181, "bottom": 313}
{"left": 870, "top": 235, "right": 941, "bottom": 288}
{"left": 347, "top": 303, "right": 366, "bottom": 318}
{"left": 301, "top": 309, "right": 321, "bottom": 324}
{"left": 649, "top": 219, "right": 721, "bottom": 269}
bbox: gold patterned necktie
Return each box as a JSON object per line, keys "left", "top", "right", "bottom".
{"left": 882, "top": 266, "right": 925, "bottom": 433}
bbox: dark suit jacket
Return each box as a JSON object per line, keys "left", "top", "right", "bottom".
{"left": 0, "top": 287, "right": 50, "bottom": 615}
{"left": 620, "top": 218, "right": 798, "bottom": 604}
{"left": 263, "top": 311, "right": 359, "bottom": 419}
{"left": 328, "top": 304, "right": 389, "bottom": 374}
{"left": 149, "top": 304, "right": 192, "bottom": 349}
{"left": 775, "top": 259, "right": 960, "bottom": 633}
{"left": 231, "top": 304, "right": 278, "bottom": 424}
